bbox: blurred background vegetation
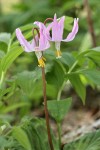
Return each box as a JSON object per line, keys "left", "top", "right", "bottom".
{"left": 0, "top": 0, "right": 100, "bottom": 123}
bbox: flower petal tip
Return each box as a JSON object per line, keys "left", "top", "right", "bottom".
{"left": 54, "top": 13, "right": 57, "bottom": 17}
{"left": 54, "top": 13, "right": 57, "bottom": 19}
{"left": 74, "top": 18, "right": 79, "bottom": 22}
{"left": 34, "top": 21, "right": 38, "bottom": 25}
{"left": 15, "top": 28, "right": 20, "bottom": 33}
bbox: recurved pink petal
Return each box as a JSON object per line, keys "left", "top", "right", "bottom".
{"left": 34, "top": 21, "right": 44, "bottom": 29}
{"left": 52, "top": 14, "right": 65, "bottom": 42}
{"left": 58, "top": 16, "right": 65, "bottom": 39}
{"left": 34, "top": 21, "right": 52, "bottom": 41}
{"left": 45, "top": 23, "right": 52, "bottom": 41}
{"left": 62, "top": 18, "right": 79, "bottom": 42}
{"left": 39, "top": 28, "right": 50, "bottom": 51}
{"left": 34, "top": 22, "right": 50, "bottom": 50}
{"left": 16, "top": 28, "right": 34, "bottom": 52}
{"left": 31, "top": 35, "right": 39, "bottom": 48}
{"left": 52, "top": 14, "right": 59, "bottom": 41}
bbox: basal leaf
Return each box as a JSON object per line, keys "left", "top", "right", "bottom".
{"left": 16, "top": 71, "right": 37, "bottom": 97}
{"left": 47, "top": 98, "right": 72, "bottom": 122}
{"left": 1, "top": 102, "right": 30, "bottom": 113}
{"left": 12, "top": 118, "right": 59, "bottom": 150}
{"left": 0, "top": 136, "right": 13, "bottom": 149}
{"left": 0, "top": 47, "right": 23, "bottom": 76}
{"left": 13, "top": 127, "right": 32, "bottom": 150}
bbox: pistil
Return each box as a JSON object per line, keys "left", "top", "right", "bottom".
{"left": 56, "top": 50, "right": 62, "bottom": 58}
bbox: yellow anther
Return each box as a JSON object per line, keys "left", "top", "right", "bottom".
{"left": 56, "top": 50, "right": 62, "bottom": 58}
{"left": 38, "top": 57, "right": 46, "bottom": 67}
{"left": 42, "top": 56, "right": 46, "bottom": 61}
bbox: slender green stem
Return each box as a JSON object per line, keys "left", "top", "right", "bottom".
{"left": 0, "top": 71, "right": 4, "bottom": 89}
{"left": 57, "top": 81, "right": 65, "bottom": 101}
{"left": 7, "top": 39, "right": 12, "bottom": 52}
{"left": 57, "top": 122, "right": 61, "bottom": 149}
{"left": 56, "top": 60, "right": 78, "bottom": 148}
{"left": 41, "top": 67, "right": 54, "bottom": 150}
{"left": 56, "top": 81, "right": 66, "bottom": 149}
{"left": 68, "top": 60, "right": 78, "bottom": 74}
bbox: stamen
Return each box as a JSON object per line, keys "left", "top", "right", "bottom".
{"left": 38, "top": 57, "right": 46, "bottom": 67}
{"left": 44, "top": 18, "right": 53, "bottom": 25}
{"left": 32, "top": 28, "right": 47, "bottom": 67}
{"left": 56, "top": 50, "right": 62, "bottom": 59}
{"left": 55, "top": 42, "right": 61, "bottom": 58}
{"left": 42, "top": 56, "right": 46, "bottom": 61}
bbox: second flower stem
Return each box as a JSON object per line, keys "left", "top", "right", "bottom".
{"left": 41, "top": 67, "right": 54, "bottom": 150}
{"left": 57, "top": 122, "right": 61, "bottom": 149}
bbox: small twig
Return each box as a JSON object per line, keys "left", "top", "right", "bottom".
{"left": 41, "top": 66, "right": 54, "bottom": 150}
{"left": 84, "top": 0, "right": 96, "bottom": 47}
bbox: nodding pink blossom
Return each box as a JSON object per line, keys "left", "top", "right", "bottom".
{"left": 35, "top": 14, "right": 79, "bottom": 58}
{"left": 15, "top": 25, "right": 50, "bottom": 67}
{"left": 49, "top": 14, "right": 79, "bottom": 58}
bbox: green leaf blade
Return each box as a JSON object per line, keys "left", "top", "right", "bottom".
{"left": 68, "top": 74, "right": 86, "bottom": 104}
{"left": 12, "top": 127, "right": 32, "bottom": 150}
{"left": 47, "top": 98, "right": 72, "bottom": 122}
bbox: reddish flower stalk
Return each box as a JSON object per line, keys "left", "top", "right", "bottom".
{"left": 41, "top": 65, "right": 54, "bottom": 150}
{"left": 32, "top": 28, "right": 54, "bottom": 150}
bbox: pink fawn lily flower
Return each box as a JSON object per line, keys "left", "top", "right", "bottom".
{"left": 15, "top": 25, "right": 50, "bottom": 67}
{"left": 35, "top": 14, "right": 79, "bottom": 58}
{"left": 49, "top": 14, "right": 79, "bottom": 58}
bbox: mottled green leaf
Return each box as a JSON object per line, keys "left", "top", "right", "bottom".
{"left": 13, "top": 127, "right": 32, "bottom": 150}
{"left": 47, "top": 98, "right": 72, "bottom": 122}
